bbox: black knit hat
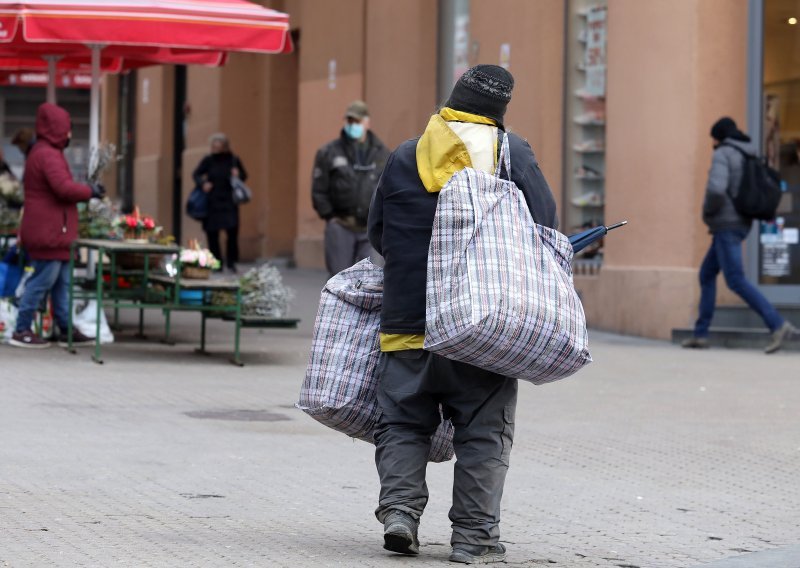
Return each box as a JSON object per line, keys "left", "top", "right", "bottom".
{"left": 711, "top": 116, "right": 750, "bottom": 142}
{"left": 445, "top": 64, "right": 514, "bottom": 125}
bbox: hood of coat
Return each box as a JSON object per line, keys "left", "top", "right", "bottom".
{"left": 415, "top": 108, "right": 498, "bottom": 194}
{"left": 35, "top": 103, "right": 71, "bottom": 149}
{"left": 719, "top": 137, "right": 758, "bottom": 157}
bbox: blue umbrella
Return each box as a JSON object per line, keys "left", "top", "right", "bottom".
{"left": 568, "top": 221, "right": 627, "bottom": 254}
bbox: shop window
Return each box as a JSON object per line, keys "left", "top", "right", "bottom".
{"left": 564, "top": 0, "right": 607, "bottom": 268}
{"left": 0, "top": 87, "right": 91, "bottom": 182}
{"left": 760, "top": 0, "right": 800, "bottom": 284}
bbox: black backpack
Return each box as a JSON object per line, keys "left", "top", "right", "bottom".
{"left": 723, "top": 143, "right": 782, "bottom": 220}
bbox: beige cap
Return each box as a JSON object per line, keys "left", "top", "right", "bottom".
{"left": 345, "top": 100, "right": 369, "bottom": 120}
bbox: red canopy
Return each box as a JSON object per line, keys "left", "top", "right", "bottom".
{"left": 0, "top": 0, "right": 292, "bottom": 158}
{"left": 0, "top": 1, "right": 293, "bottom": 58}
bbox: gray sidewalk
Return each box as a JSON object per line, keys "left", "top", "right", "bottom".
{"left": 1, "top": 266, "right": 799, "bottom": 567}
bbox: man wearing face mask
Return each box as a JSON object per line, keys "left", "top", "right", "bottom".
{"left": 311, "top": 100, "right": 389, "bottom": 276}
{"left": 11, "top": 102, "right": 104, "bottom": 348}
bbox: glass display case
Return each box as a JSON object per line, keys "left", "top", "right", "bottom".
{"left": 564, "top": 1, "right": 607, "bottom": 262}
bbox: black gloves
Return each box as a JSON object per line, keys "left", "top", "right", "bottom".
{"left": 90, "top": 183, "right": 106, "bottom": 199}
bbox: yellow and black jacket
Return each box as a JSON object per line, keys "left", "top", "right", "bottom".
{"left": 367, "top": 109, "right": 559, "bottom": 351}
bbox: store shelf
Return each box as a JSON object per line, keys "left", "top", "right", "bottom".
{"left": 575, "top": 89, "right": 605, "bottom": 101}
{"left": 574, "top": 117, "right": 605, "bottom": 126}
{"left": 573, "top": 145, "right": 605, "bottom": 154}
{"left": 566, "top": 0, "right": 608, "bottom": 236}
{"left": 571, "top": 202, "right": 605, "bottom": 208}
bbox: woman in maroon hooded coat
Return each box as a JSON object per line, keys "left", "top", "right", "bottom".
{"left": 11, "top": 103, "right": 103, "bottom": 348}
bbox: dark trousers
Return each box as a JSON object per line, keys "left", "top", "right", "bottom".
{"left": 374, "top": 349, "right": 517, "bottom": 547}
{"left": 694, "top": 229, "right": 784, "bottom": 336}
{"left": 324, "top": 220, "right": 373, "bottom": 277}
{"left": 205, "top": 226, "right": 239, "bottom": 270}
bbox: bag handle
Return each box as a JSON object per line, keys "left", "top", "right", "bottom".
{"left": 494, "top": 133, "right": 512, "bottom": 181}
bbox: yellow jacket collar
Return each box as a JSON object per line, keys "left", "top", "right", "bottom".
{"left": 416, "top": 108, "right": 498, "bottom": 193}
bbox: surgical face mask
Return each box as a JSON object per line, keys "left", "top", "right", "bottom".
{"left": 344, "top": 122, "right": 364, "bottom": 140}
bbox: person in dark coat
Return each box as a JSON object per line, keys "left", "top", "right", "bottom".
{"left": 682, "top": 117, "right": 796, "bottom": 353}
{"left": 192, "top": 133, "right": 247, "bottom": 273}
{"left": 367, "top": 65, "right": 558, "bottom": 564}
{"left": 11, "top": 127, "right": 35, "bottom": 157}
{"left": 311, "top": 100, "right": 389, "bottom": 276}
{"left": 12, "top": 103, "right": 103, "bottom": 348}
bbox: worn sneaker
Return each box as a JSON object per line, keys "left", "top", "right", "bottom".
{"left": 764, "top": 321, "right": 797, "bottom": 354}
{"left": 681, "top": 336, "right": 710, "bottom": 349}
{"left": 383, "top": 510, "right": 419, "bottom": 555}
{"left": 58, "top": 330, "right": 95, "bottom": 348}
{"left": 9, "top": 330, "right": 51, "bottom": 349}
{"left": 449, "top": 543, "right": 507, "bottom": 564}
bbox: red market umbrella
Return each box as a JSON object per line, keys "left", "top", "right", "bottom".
{"left": 0, "top": 0, "right": 292, "bottom": 161}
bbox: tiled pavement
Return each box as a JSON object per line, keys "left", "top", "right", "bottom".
{"left": 1, "top": 267, "right": 799, "bottom": 567}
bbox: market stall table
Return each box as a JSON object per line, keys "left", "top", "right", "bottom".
{"left": 148, "top": 274, "right": 245, "bottom": 365}
{"left": 67, "top": 238, "right": 180, "bottom": 363}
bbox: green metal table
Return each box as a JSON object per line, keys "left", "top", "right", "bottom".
{"left": 148, "top": 274, "right": 245, "bottom": 366}
{"left": 67, "top": 238, "right": 180, "bottom": 363}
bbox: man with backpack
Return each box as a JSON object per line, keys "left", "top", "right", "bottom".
{"left": 367, "top": 65, "right": 558, "bottom": 564}
{"left": 683, "top": 116, "right": 797, "bottom": 353}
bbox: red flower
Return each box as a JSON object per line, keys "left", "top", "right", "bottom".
{"left": 125, "top": 216, "right": 138, "bottom": 228}
{"left": 143, "top": 217, "right": 155, "bottom": 230}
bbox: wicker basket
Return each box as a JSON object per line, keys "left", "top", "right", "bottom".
{"left": 182, "top": 265, "right": 211, "bottom": 280}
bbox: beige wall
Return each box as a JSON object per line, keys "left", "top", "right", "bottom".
{"left": 293, "top": 0, "right": 366, "bottom": 268}
{"left": 133, "top": 67, "right": 174, "bottom": 230}
{"left": 470, "top": 0, "right": 566, "bottom": 206}
{"left": 100, "top": 75, "right": 120, "bottom": 199}
{"left": 293, "top": 0, "right": 439, "bottom": 268}
{"left": 576, "top": 0, "right": 749, "bottom": 339}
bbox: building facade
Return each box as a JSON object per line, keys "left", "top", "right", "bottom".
{"left": 77, "top": 0, "right": 796, "bottom": 339}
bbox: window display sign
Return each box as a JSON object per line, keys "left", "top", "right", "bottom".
{"left": 585, "top": 6, "right": 607, "bottom": 97}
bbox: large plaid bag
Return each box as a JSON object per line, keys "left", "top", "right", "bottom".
{"left": 424, "top": 135, "right": 591, "bottom": 384}
{"left": 298, "top": 259, "right": 454, "bottom": 462}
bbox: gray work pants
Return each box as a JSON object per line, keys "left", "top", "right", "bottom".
{"left": 374, "top": 349, "right": 518, "bottom": 547}
{"left": 324, "top": 220, "right": 373, "bottom": 277}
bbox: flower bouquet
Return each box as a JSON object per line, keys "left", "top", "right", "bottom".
{"left": 88, "top": 142, "right": 122, "bottom": 185}
{"left": 79, "top": 198, "right": 117, "bottom": 239}
{"left": 0, "top": 173, "right": 23, "bottom": 207}
{"left": 179, "top": 240, "right": 220, "bottom": 279}
{"left": 0, "top": 201, "right": 20, "bottom": 235}
{"left": 114, "top": 207, "right": 160, "bottom": 242}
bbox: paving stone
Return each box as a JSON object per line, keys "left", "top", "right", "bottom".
{"left": 0, "top": 267, "right": 798, "bottom": 567}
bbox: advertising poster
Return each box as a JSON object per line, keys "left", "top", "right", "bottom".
{"left": 585, "top": 6, "right": 607, "bottom": 97}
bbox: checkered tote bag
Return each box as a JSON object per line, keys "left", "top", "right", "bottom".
{"left": 298, "top": 259, "right": 454, "bottom": 462}
{"left": 425, "top": 135, "right": 591, "bottom": 384}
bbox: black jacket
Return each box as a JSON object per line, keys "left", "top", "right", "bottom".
{"left": 193, "top": 152, "right": 247, "bottom": 232}
{"left": 311, "top": 130, "right": 389, "bottom": 228}
{"left": 368, "top": 132, "right": 559, "bottom": 335}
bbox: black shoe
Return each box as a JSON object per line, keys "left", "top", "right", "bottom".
{"left": 383, "top": 510, "right": 419, "bottom": 555}
{"left": 58, "top": 330, "right": 95, "bottom": 348}
{"left": 449, "top": 543, "right": 507, "bottom": 564}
